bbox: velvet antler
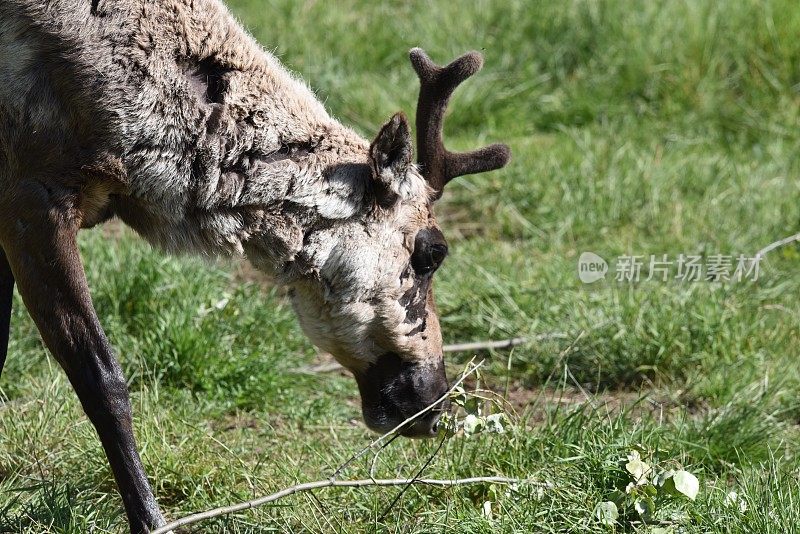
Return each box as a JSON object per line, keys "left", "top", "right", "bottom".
{"left": 409, "top": 48, "right": 511, "bottom": 199}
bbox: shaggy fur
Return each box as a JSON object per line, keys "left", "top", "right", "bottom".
{"left": 0, "top": 0, "right": 442, "bottom": 371}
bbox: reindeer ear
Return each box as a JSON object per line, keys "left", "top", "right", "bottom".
{"left": 369, "top": 113, "right": 413, "bottom": 206}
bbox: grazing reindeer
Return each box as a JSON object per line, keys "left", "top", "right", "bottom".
{"left": 0, "top": 0, "right": 510, "bottom": 531}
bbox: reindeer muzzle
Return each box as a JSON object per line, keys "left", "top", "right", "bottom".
{"left": 353, "top": 353, "right": 450, "bottom": 438}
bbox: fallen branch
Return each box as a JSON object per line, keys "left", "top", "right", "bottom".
{"left": 443, "top": 332, "right": 567, "bottom": 353}
{"left": 297, "top": 361, "right": 345, "bottom": 374}
{"left": 295, "top": 332, "right": 568, "bottom": 374}
{"left": 754, "top": 231, "right": 800, "bottom": 261}
{"left": 151, "top": 476, "right": 545, "bottom": 534}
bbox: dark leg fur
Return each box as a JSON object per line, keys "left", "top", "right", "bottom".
{"left": 0, "top": 248, "right": 13, "bottom": 378}
{"left": 1, "top": 190, "right": 166, "bottom": 533}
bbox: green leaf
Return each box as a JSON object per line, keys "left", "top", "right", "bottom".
{"left": 663, "top": 470, "right": 699, "bottom": 501}
{"left": 655, "top": 470, "right": 675, "bottom": 488}
{"left": 672, "top": 470, "right": 699, "bottom": 501}
{"left": 625, "top": 457, "right": 651, "bottom": 484}
{"left": 436, "top": 412, "right": 457, "bottom": 438}
{"left": 609, "top": 489, "right": 626, "bottom": 505}
{"left": 634, "top": 497, "right": 654, "bottom": 521}
{"left": 725, "top": 490, "right": 748, "bottom": 512}
{"left": 594, "top": 501, "right": 619, "bottom": 526}
{"left": 482, "top": 500, "right": 493, "bottom": 519}
{"left": 464, "top": 397, "right": 481, "bottom": 415}
{"left": 485, "top": 413, "right": 507, "bottom": 433}
{"left": 463, "top": 414, "right": 484, "bottom": 436}
{"left": 450, "top": 386, "right": 467, "bottom": 407}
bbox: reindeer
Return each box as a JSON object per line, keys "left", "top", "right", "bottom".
{"left": 0, "top": 0, "right": 510, "bottom": 531}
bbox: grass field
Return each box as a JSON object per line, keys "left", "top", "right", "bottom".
{"left": 2, "top": 0, "right": 800, "bottom": 532}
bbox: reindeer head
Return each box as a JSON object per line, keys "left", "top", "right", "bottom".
{"left": 288, "top": 49, "right": 510, "bottom": 437}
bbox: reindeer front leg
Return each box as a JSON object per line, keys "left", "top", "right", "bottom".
{"left": 0, "top": 185, "right": 166, "bottom": 533}
{"left": 0, "top": 248, "right": 13, "bottom": 377}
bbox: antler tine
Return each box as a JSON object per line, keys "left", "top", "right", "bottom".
{"left": 409, "top": 47, "right": 511, "bottom": 198}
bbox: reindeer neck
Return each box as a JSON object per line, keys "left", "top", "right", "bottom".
{"left": 98, "top": 0, "right": 373, "bottom": 275}
{"left": 114, "top": 104, "right": 371, "bottom": 274}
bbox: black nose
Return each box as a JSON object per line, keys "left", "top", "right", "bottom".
{"left": 354, "top": 353, "right": 451, "bottom": 438}
{"left": 400, "top": 399, "right": 450, "bottom": 438}
{"left": 401, "top": 411, "right": 441, "bottom": 438}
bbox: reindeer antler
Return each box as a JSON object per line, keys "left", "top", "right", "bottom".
{"left": 409, "top": 48, "right": 511, "bottom": 199}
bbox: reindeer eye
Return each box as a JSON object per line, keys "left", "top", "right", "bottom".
{"left": 411, "top": 229, "right": 448, "bottom": 274}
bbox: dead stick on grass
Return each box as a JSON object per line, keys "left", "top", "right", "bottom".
{"left": 442, "top": 332, "right": 567, "bottom": 352}
{"left": 754, "top": 231, "right": 800, "bottom": 261}
{"left": 151, "top": 476, "right": 546, "bottom": 534}
{"left": 297, "top": 332, "right": 569, "bottom": 374}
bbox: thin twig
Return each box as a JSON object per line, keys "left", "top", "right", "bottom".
{"left": 442, "top": 332, "right": 567, "bottom": 353}
{"left": 377, "top": 436, "right": 446, "bottom": 522}
{"left": 298, "top": 362, "right": 346, "bottom": 374}
{"left": 754, "top": 231, "right": 800, "bottom": 261}
{"left": 151, "top": 476, "right": 546, "bottom": 534}
{"left": 295, "top": 332, "right": 568, "bottom": 374}
{"left": 369, "top": 433, "right": 401, "bottom": 480}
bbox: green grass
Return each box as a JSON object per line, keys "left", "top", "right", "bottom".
{"left": 2, "top": 0, "right": 800, "bottom": 531}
